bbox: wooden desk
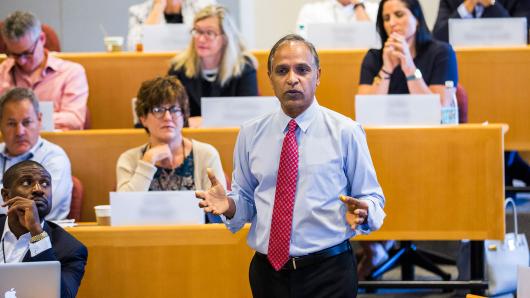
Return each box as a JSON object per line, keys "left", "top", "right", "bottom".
{"left": 67, "top": 224, "right": 254, "bottom": 298}
{"left": 41, "top": 128, "right": 239, "bottom": 222}
{"left": 63, "top": 124, "right": 504, "bottom": 297}
{"left": 42, "top": 125, "right": 505, "bottom": 240}
{"left": 1, "top": 48, "right": 526, "bottom": 148}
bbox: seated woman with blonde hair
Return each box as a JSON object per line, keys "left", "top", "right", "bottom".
{"left": 116, "top": 76, "right": 226, "bottom": 223}
{"left": 168, "top": 4, "right": 258, "bottom": 127}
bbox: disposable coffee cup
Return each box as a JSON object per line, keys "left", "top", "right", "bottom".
{"left": 94, "top": 205, "right": 111, "bottom": 226}
{"left": 103, "top": 36, "right": 124, "bottom": 52}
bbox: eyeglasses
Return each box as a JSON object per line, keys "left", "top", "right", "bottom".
{"left": 151, "top": 106, "right": 183, "bottom": 119}
{"left": 6, "top": 37, "right": 40, "bottom": 60}
{"left": 191, "top": 28, "right": 222, "bottom": 41}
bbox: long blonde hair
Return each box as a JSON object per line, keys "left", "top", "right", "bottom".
{"left": 171, "top": 5, "right": 257, "bottom": 86}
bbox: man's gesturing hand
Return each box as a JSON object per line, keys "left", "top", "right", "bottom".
{"left": 195, "top": 168, "right": 235, "bottom": 218}
{"left": 339, "top": 195, "right": 369, "bottom": 230}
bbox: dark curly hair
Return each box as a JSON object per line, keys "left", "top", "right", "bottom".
{"left": 135, "top": 76, "right": 190, "bottom": 128}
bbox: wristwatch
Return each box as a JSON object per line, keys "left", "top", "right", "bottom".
{"left": 30, "top": 231, "right": 49, "bottom": 243}
{"left": 353, "top": 0, "right": 365, "bottom": 10}
{"left": 406, "top": 68, "right": 422, "bottom": 81}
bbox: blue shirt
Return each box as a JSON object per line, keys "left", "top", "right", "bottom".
{"left": 223, "top": 100, "right": 385, "bottom": 256}
{"left": 0, "top": 137, "right": 73, "bottom": 220}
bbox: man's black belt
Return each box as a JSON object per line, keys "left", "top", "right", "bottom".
{"left": 256, "top": 240, "right": 351, "bottom": 271}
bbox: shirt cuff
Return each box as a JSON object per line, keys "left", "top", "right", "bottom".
{"left": 356, "top": 197, "right": 386, "bottom": 234}
{"left": 29, "top": 237, "right": 52, "bottom": 257}
{"left": 457, "top": 3, "right": 474, "bottom": 19}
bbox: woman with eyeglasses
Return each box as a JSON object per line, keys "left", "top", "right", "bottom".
{"left": 168, "top": 5, "right": 258, "bottom": 127}
{"left": 116, "top": 76, "right": 226, "bottom": 222}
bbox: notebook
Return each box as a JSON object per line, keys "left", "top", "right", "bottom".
{"left": 141, "top": 24, "right": 191, "bottom": 52}
{"left": 201, "top": 96, "right": 279, "bottom": 127}
{"left": 110, "top": 191, "right": 205, "bottom": 226}
{"left": 355, "top": 94, "right": 441, "bottom": 125}
{"left": 0, "top": 261, "right": 60, "bottom": 298}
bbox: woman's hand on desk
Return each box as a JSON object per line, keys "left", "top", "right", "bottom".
{"left": 196, "top": 168, "right": 235, "bottom": 218}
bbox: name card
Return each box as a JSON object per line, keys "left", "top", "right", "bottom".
{"left": 142, "top": 24, "right": 191, "bottom": 52}
{"left": 201, "top": 96, "right": 279, "bottom": 127}
{"left": 355, "top": 94, "right": 441, "bottom": 126}
{"left": 305, "top": 22, "right": 380, "bottom": 49}
{"left": 110, "top": 191, "right": 205, "bottom": 226}
{"left": 39, "top": 101, "right": 54, "bottom": 132}
{"left": 449, "top": 18, "right": 528, "bottom": 47}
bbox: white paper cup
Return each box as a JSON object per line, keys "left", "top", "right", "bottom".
{"left": 103, "top": 36, "right": 123, "bottom": 52}
{"left": 94, "top": 205, "right": 111, "bottom": 226}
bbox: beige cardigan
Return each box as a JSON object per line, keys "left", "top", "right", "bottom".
{"left": 116, "top": 139, "right": 226, "bottom": 191}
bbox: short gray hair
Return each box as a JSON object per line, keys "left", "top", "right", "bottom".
{"left": 0, "top": 87, "right": 40, "bottom": 120}
{"left": 1, "top": 11, "right": 42, "bottom": 41}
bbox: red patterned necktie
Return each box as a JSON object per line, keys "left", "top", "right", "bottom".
{"left": 268, "top": 119, "right": 299, "bottom": 271}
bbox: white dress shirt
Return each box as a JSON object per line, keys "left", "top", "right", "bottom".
{"left": 0, "top": 217, "right": 51, "bottom": 263}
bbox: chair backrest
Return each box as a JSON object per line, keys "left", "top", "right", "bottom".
{"left": 68, "top": 176, "right": 83, "bottom": 221}
{"left": 0, "top": 22, "right": 61, "bottom": 53}
{"left": 456, "top": 83, "right": 468, "bottom": 124}
{"left": 84, "top": 107, "right": 92, "bottom": 129}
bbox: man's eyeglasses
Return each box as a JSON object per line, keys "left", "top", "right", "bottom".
{"left": 190, "top": 28, "right": 222, "bottom": 41}
{"left": 151, "top": 106, "right": 182, "bottom": 119}
{"left": 6, "top": 37, "right": 40, "bottom": 60}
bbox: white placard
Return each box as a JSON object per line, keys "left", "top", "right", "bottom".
{"left": 110, "top": 191, "right": 205, "bottom": 226}
{"left": 355, "top": 94, "right": 441, "bottom": 125}
{"left": 39, "top": 101, "right": 54, "bottom": 132}
{"left": 142, "top": 24, "right": 191, "bottom": 52}
{"left": 306, "top": 22, "right": 381, "bottom": 49}
{"left": 518, "top": 266, "right": 530, "bottom": 298}
{"left": 201, "top": 96, "right": 279, "bottom": 127}
{"left": 449, "top": 18, "right": 528, "bottom": 47}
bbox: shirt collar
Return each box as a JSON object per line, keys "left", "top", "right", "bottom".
{"left": 44, "top": 51, "right": 61, "bottom": 74}
{"left": 277, "top": 98, "right": 319, "bottom": 133}
{"left": 0, "top": 137, "right": 43, "bottom": 160}
{"left": 1, "top": 216, "right": 31, "bottom": 242}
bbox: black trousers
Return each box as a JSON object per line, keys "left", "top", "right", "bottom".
{"left": 249, "top": 249, "right": 358, "bottom": 298}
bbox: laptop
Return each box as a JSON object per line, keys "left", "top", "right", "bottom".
{"left": 110, "top": 191, "right": 205, "bottom": 226}
{"left": 0, "top": 261, "right": 60, "bottom": 298}
{"left": 39, "top": 101, "right": 54, "bottom": 132}
{"left": 201, "top": 96, "right": 279, "bottom": 127}
{"left": 142, "top": 24, "right": 191, "bottom": 52}
{"left": 355, "top": 94, "right": 441, "bottom": 125}
{"left": 306, "top": 22, "right": 380, "bottom": 49}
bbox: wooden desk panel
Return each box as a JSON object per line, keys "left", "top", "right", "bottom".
{"left": 43, "top": 125, "right": 504, "bottom": 240}
{"left": 41, "top": 128, "right": 239, "bottom": 222}
{"left": 68, "top": 224, "right": 253, "bottom": 298}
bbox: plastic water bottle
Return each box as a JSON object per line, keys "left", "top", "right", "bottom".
{"left": 441, "top": 80, "right": 459, "bottom": 124}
